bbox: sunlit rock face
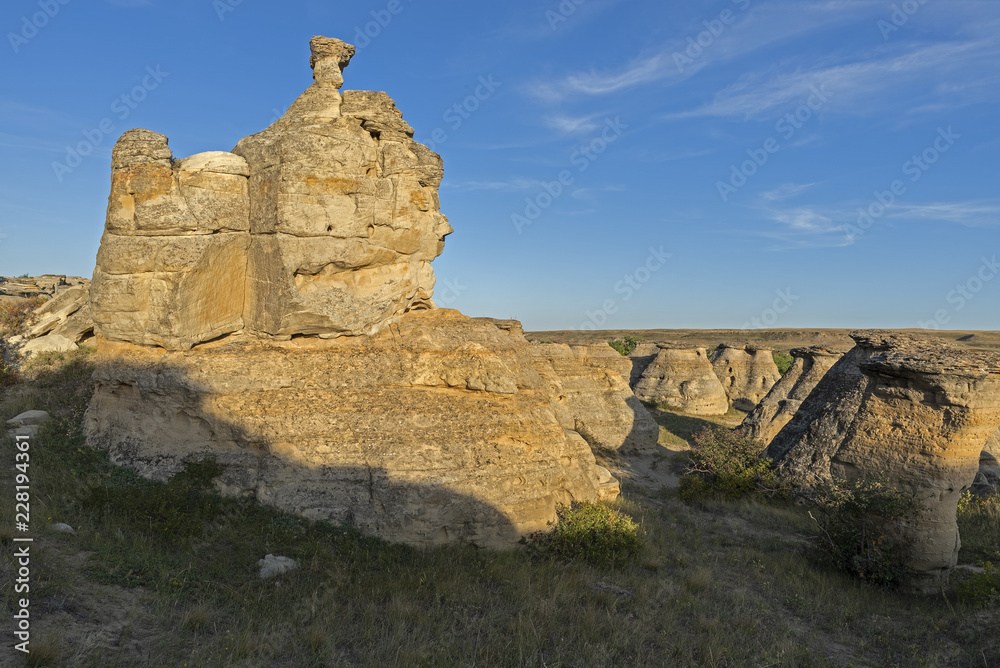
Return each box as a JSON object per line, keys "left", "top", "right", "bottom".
{"left": 709, "top": 343, "right": 782, "bottom": 412}
{"left": 740, "top": 346, "right": 848, "bottom": 445}
{"left": 767, "top": 331, "right": 1000, "bottom": 593}
{"left": 85, "top": 36, "right": 633, "bottom": 548}
{"left": 634, "top": 344, "right": 729, "bottom": 416}
{"left": 92, "top": 36, "right": 452, "bottom": 350}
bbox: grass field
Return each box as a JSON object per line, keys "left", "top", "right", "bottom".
{"left": 1, "top": 351, "right": 1000, "bottom": 667}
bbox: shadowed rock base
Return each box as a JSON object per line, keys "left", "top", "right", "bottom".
{"left": 85, "top": 310, "right": 619, "bottom": 548}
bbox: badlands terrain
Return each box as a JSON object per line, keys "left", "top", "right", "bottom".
{"left": 1, "top": 35, "right": 999, "bottom": 668}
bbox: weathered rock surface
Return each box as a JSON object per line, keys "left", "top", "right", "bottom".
{"left": 767, "top": 331, "right": 1000, "bottom": 592}
{"left": 709, "top": 344, "right": 781, "bottom": 412}
{"left": 84, "top": 37, "right": 627, "bottom": 548}
{"left": 90, "top": 36, "right": 452, "bottom": 351}
{"left": 634, "top": 345, "right": 729, "bottom": 415}
{"left": 627, "top": 342, "right": 660, "bottom": 388}
{"left": 85, "top": 310, "right": 619, "bottom": 547}
{"left": 0, "top": 275, "right": 88, "bottom": 300}
{"left": 740, "top": 346, "right": 847, "bottom": 445}
{"left": 527, "top": 343, "right": 660, "bottom": 453}
{"left": 25, "top": 283, "right": 93, "bottom": 343}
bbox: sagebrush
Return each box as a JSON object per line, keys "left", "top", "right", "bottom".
{"left": 678, "top": 426, "right": 784, "bottom": 501}
{"left": 524, "top": 501, "right": 643, "bottom": 566}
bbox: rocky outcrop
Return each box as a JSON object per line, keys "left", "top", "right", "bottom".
{"left": 528, "top": 343, "right": 659, "bottom": 453}
{"left": 710, "top": 344, "right": 781, "bottom": 412}
{"left": 767, "top": 331, "right": 1000, "bottom": 592}
{"left": 86, "top": 311, "right": 619, "bottom": 547}
{"left": 84, "top": 36, "right": 627, "bottom": 549}
{"left": 0, "top": 275, "right": 87, "bottom": 300}
{"left": 90, "top": 36, "right": 451, "bottom": 351}
{"left": 627, "top": 342, "right": 660, "bottom": 388}
{"left": 634, "top": 344, "right": 728, "bottom": 415}
{"left": 740, "top": 346, "right": 847, "bottom": 445}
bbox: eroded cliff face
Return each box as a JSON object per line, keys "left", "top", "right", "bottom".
{"left": 84, "top": 36, "right": 637, "bottom": 548}
{"left": 767, "top": 331, "right": 1000, "bottom": 592}
{"left": 633, "top": 345, "right": 729, "bottom": 416}
{"left": 710, "top": 344, "right": 781, "bottom": 412}
{"left": 740, "top": 346, "right": 847, "bottom": 445}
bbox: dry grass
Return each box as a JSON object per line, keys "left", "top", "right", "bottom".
{"left": 1, "top": 355, "right": 1000, "bottom": 666}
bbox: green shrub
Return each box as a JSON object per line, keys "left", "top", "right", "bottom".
{"left": 608, "top": 335, "right": 638, "bottom": 356}
{"left": 773, "top": 351, "right": 794, "bottom": 375}
{"left": 524, "top": 501, "right": 643, "bottom": 567}
{"left": 957, "top": 490, "right": 1000, "bottom": 563}
{"left": 955, "top": 559, "right": 1000, "bottom": 606}
{"left": 678, "top": 427, "right": 783, "bottom": 501}
{"left": 809, "top": 480, "right": 924, "bottom": 590}
{"left": 83, "top": 459, "right": 226, "bottom": 542}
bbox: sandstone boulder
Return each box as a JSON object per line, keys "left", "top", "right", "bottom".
{"left": 528, "top": 343, "right": 660, "bottom": 453}
{"left": 740, "top": 346, "right": 847, "bottom": 445}
{"left": 25, "top": 283, "right": 93, "bottom": 343}
{"left": 634, "top": 344, "right": 729, "bottom": 415}
{"left": 767, "top": 331, "right": 1000, "bottom": 592}
{"left": 85, "top": 311, "right": 619, "bottom": 548}
{"left": 710, "top": 344, "right": 781, "bottom": 412}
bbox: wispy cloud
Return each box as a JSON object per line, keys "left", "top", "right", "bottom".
{"left": 543, "top": 113, "right": 603, "bottom": 134}
{"left": 666, "top": 39, "right": 1000, "bottom": 120}
{"left": 762, "top": 183, "right": 818, "bottom": 202}
{"left": 526, "top": 0, "right": 883, "bottom": 102}
{"left": 888, "top": 202, "right": 1000, "bottom": 226}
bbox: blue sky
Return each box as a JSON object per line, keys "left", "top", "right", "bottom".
{"left": 1, "top": 0, "right": 997, "bottom": 331}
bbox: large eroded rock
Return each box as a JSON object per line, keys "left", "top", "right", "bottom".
{"left": 767, "top": 331, "right": 1000, "bottom": 592}
{"left": 527, "top": 343, "right": 659, "bottom": 453}
{"left": 634, "top": 344, "right": 729, "bottom": 415}
{"left": 84, "top": 36, "right": 634, "bottom": 548}
{"left": 740, "top": 346, "right": 847, "bottom": 445}
{"left": 710, "top": 344, "right": 782, "bottom": 411}
{"left": 90, "top": 36, "right": 452, "bottom": 351}
{"left": 85, "top": 310, "right": 618, "bottom": 547}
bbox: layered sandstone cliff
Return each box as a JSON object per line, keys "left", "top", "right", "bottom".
{"left": 710, "top": 344, "right": 782, "bottom": 411}
{"left": 633, "top": 344, "right": 729, "bottom": 415}
{"left": 528, "top": 343, "right": 660, "bottom": 453}
{"left": 740, "top": 346, "right": 847, "bottom": 445}
{"left": 767, "top": 331, "right": 1000, "bottom": 592}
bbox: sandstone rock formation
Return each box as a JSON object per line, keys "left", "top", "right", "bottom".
{"left": 91, "top": 36, "right": 451, "bottom": 351}
{"left": 20, "top": 283, "right": 94, "bottom": 352}
{"left": 0, "top": 275, "right": 87, "bottom": 301}
{"left": 633, "top": 344, "right": 729, "bottom": 415}
{"left": 84, "top": 36, "right": 631, "bottom": 548}
{"left": 86, "top": 310, "right": 619, "bottom": 547}
{"left": 740, "top": 346, "right": 847, "bottom": 445}
{"left": 710, "top": 344, "right": 782, "bottom": 412}
{"left": 528, "top": 343, "right": 660, "bottom": 453}
{"left": 627, "top": 342, "right": 660, "bottom": 388}
{"left": 767, "top": 331, "right": 1000, "bottom": 592}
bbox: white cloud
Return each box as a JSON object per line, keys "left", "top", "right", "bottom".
{"left": 761, "top": 183, "right": 818, "bottom": 202}
{"left": 888, "top": 202, "right": 1000, "bottom": 226}
{"left": 544, "top": 114, "right": 603, "bottom": 134}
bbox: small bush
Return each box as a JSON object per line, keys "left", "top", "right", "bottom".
{"left": 955, "top": 559, "right": 1000, "bottom": 606}
{"left": 608, "top": 335, "right": 638, "bottom": 356}
{"left": 678, "top": 427, "right": 783, "bottom": 501}
{"left": 524, "top": 501, "right": 643, "bottom": 567}
{"left": 809, "top": 479, "right": 924, "bottom": 590}
{"left": 772, "top": 351, "right": 794, "bottom": 375}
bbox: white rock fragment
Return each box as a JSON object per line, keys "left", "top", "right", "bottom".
{"left": 258, "top": 554, "right": 299, "bottom": 579}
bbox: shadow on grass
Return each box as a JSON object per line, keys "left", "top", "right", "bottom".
{"left": 652, "top": 410, "right": 722, "bottom": 444}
